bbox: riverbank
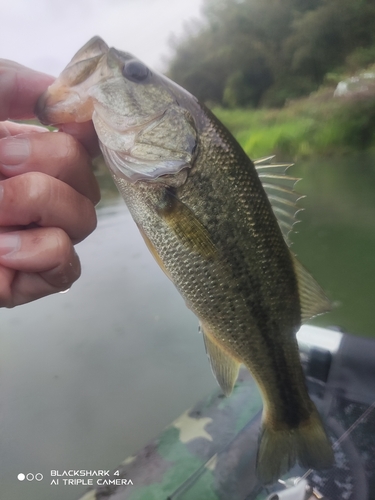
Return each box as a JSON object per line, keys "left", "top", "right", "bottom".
{"left": 213, "top": 67, "right": 375, "bottom": 161}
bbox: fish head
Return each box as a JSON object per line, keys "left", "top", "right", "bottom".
{"left": 37, "top": 36, "right": 197, "bottom": 184}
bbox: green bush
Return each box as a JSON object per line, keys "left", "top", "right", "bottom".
{"left": 212, "top": 92, "right": 375, "bottom": 159}
{"left": 346, "top": 46, "right": 375, "bottom": 72}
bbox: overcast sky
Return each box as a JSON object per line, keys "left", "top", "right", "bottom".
{"left": 1, "top": 0, "right": 204, "bottom": 76}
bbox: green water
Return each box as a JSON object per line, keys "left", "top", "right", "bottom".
{"left": 290, "top": 153, "right": 375, "bottom": 338}
{"left": 1, "top": 153, "right": 373, "bottom": 500}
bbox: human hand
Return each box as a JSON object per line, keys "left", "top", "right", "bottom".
{"left": 0, "top": 60, "right": 100, "bottom": 307}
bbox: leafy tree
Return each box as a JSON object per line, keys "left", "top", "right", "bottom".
{"left": 286, "top": 0, "right": 375, "bottom": 82}
{"left": 167, "top": 0, "right": 375, "bottom": 108}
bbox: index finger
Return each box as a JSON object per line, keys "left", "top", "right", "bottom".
{"left": 0, "top": 59, "right": 54, "bottom": 121}
{"left": 0, "top": 59, "right": 100, "bottom": 157}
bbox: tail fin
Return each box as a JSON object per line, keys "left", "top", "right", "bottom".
{"left": 256, "top": 407, "right": 334, "bottom": 484}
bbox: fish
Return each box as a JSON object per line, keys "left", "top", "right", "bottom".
{"left": 36, "top": 36, "right": 334, "bottom": 484}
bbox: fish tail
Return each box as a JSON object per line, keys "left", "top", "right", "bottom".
{"left": 256, "top": 406, "right": 334, "bottom": 484}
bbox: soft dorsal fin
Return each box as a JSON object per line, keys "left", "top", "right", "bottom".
{"left": 254, "top": 156, "right": 303, "bottom": 246}
{"left": 290, "top": 254, "right": 332, "bottom": 322}
{"left": 200, "top": 322, "right": 240, "bottom": 396}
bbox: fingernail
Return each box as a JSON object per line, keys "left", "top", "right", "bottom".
{"left": 0, "top": 234, "right": 21, "bottom": 256}
{"left": 0, "top": 137, "right": 30, "bottom": 166}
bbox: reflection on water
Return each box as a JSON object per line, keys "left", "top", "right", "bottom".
{"left": 0, "top": 152, "right": 374, "bottom": 500}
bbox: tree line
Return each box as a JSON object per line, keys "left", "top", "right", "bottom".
{"left": 167, "top": 0, "right": 375, "bottom": 108}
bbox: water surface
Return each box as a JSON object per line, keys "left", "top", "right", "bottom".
{"left": 291, "top": 152, "right": 375, "bottom": 337}
{"left": 1, "top": 152, "right": 374, "bottom": 500}
{"left": 0, "top": 203, "right": 218, "bottom": 500}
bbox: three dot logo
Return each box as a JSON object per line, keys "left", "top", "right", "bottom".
{"left": 17, "top": 473, "right": 43, "bottom": 481}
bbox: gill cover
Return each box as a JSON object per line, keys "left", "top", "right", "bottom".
{"left": 97, "top": 104, "right": 197, "bottom": 183}
{"left": 94, "top": 47, "right": 197, "bottom": 183}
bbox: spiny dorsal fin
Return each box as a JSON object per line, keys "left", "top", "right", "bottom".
{"left": 200, "top": 322, "right": 240, "bottom": 396}
{"left": 290, "top": 254, "right": 332, "bottom": 322}
{"left": 254, "top": 158, "right": 332, "bottom": 321}
{"left": 254, "top": 157, "right": 303, "bottom": 246}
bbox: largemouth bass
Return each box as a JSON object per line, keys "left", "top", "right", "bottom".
{"left": 36, "top": 36, "right": 334, "bottom": 483}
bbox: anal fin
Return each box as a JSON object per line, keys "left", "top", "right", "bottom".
{"left": 200, "top": 323, "right": 240, "bottom": 396}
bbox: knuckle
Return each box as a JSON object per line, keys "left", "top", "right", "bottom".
{"left": 22, "top": 171, "right": 53, "bottom": 204}
{"left": 0, "top": 122, "right": 13, "bottom": 139}
{"left": 85, "top": 200, "right": 98, "bottom": 234}
{"left": 1, "top": 172, "right": 53, "bottom": 218}
{"left": 50, "top": 228, "right": 81, "bottom": 288}
{"left": 0, "top": 268, "right": 16, "bottom": 308}
{"left": 50, "top": 226, "right": 71, "bottom": 260}
{"left": 74, "top": 198, "right": 97, "bottom": 243}
{"left": 90, "top": 178, "right": 101, "bottom": 206}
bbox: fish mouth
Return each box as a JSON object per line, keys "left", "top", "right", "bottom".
{"left": 36, "top": 36, "right": 110, "bottom": 125}
{"left": 36, "top": 87, "right": 84, "bottom": 125}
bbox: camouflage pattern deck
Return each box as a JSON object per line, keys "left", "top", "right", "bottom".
{"left": 78, "top": 368, "right": 262, "bottom": 500}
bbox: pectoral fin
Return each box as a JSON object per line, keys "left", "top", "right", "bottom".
{"left": 200, "top": 323, "right": 240, "bottom": 396}
{"left": 156, "top": 189, "right": 217, "bottom": 259}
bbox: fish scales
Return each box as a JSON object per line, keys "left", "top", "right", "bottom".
{"left": 184, "top": 108, "right": 310, "bottom": 419}
{"left": 119, "top": 108, "right": 304, "bottom": 414}
{"left": 36, "top": 36, "right": 334, "bottom": 484}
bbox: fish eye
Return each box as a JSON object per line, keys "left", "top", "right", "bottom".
{"left": 122, "top": 60, "right": 150, "bottom": 82}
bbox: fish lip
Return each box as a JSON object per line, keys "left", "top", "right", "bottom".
{"left": 36, "top": 38, "right": 110, "bottom": 126}
{"left": 35, "top": 88, "right": 85, "bottom": 125}
{"left": 35, "top": 91, "right": 52, "bottom": 125}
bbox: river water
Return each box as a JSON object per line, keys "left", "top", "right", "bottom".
{"left": 0, "top": 202, "right": 218, "bottom": 500}
{"left": 291, "top": 152, "right": 375, "bottom": 337}
{"left": 0, "top": 152, "right": 374, "bottom": 500}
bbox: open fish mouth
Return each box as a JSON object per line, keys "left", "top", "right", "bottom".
{"left": 36, "top": 37, "right": 110, "bottom": 125}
